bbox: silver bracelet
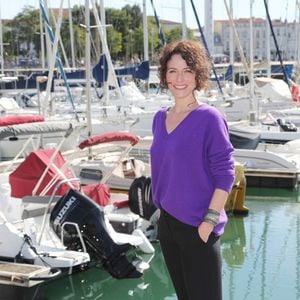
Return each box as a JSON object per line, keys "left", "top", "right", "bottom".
{"left": 203, "top": 217, "right": 218, "bottom": 226}
{"left": 203, "top": 209, "right": 220, "bottom": 226}
{"left": 207, "top": 208, "right": 220, "bottom": 216}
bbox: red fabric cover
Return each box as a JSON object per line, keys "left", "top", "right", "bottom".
{"left": 291, "top": 84, "right": 299, "bottom": 103}
{"left": 9, "top": 148, "right": 76, "bottom": 198}
{"left": 112, "top": 199, "right": 129, "bottom": 209}
{"left": 78, "top": 132, "right": 139, "bottom": 149}
{"left": 0, "top": 115, "right": 45, "bottom": 127}
{"left": 9, "top": 148, "right": 112, "bottom": 206}
{"left": 82, "top": 183, "right": 110, "bottom": 207}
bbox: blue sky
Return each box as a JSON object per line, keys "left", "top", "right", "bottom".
{"left": 3, "top": 0, "right": 298, "bottom": 28}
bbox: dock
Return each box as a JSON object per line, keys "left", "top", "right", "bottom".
{"left": 244, "top": 168, "right": 299, "bottom": 189}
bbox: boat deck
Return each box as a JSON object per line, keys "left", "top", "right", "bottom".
{"left": 0, "top": 262, "right": 50, "bottom": 288}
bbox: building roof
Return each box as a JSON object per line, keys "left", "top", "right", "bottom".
{"left": 215, "top": 17, "right": 266, "bottom": 25}
{"left": 50, "top": 8, "right": 70, "bottom": 19}
{"left": 160, "top": 19, "right": 181, "bottom": 26}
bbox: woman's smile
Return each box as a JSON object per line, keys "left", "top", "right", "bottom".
{"left": 166, "top": 54, "right": 196, "bottom": 101}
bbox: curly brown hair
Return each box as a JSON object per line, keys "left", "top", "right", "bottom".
{"left": 159, "top": 40, "right": 211, "bottom": 91}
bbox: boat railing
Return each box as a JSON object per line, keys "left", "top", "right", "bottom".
{"left": 61, "top": 222, "right": 87, "bottom": 253}
{"left": 37, "top": 178, "right": 80, "bottom": 245}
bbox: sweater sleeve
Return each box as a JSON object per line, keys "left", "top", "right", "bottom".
{"left": 206, "top": 111, "right": 235, "bottom": 193}
{"left": 150, "top": 110, "right": 164, "bottom": 209}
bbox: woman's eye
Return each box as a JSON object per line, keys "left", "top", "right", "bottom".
{"left": 167, "top": 70, "right": 176, "bottom": 74}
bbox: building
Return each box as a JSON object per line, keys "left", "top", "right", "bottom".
{"left": 214, "top": 18, "right": 298, "bottom": 62}
{"left": 159, "top": 16, "right": 298, "bottom": 63}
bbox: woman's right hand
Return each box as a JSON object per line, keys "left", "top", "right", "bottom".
{"left": 198, "top": 222, "right": 214, "bottom": 243}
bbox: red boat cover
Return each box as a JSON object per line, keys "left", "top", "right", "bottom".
{"left": 78, "top": 132, "right": 139, "bottom": 149}
{"left": 82, "top": 183, "right": 110, "bottom": 207}
{"left": 9, "top": 148, "right": 76, "bottom": 198}
{"left": 9, "top": 148, "right": 111, "bottom": 206}
{"left": 0, "top": 115, "right": 45, "bottom": 127}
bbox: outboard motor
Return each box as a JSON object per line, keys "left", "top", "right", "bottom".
{"left": 128, "top": 176, "right": 159, "bottom": 240}
{"left": 49, "top": 188, "right": 142, "bottom": 279}
{"left": 277, "top": 118, "right": 297, "bottom": 132}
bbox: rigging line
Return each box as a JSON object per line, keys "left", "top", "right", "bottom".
{"left": 49, "top": 7, "right": 71, "bottom": 69}
{"left": 189, "top": 0, "right": 224, "bottom": 97}
{"left": 149, "top": 0, "right": 166, "bottom": 46}
{"left": 223, "top": 0, "right": 251, "bottom": 80}
{"left": 263, "top": 0, "right": 290, "bottom": 87}
{"left": 40, "top": 0, "right": 80, "bottom": 121}
{"left": 90, "top": 0, "right": 123, "bottom": 101}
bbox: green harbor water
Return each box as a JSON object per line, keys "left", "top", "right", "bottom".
{"left": 28, "top": 187, "right": 300, "bottom": 299}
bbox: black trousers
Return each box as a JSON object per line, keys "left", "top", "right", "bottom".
{"left": 158, "top": 209, "right": 222, "bottom": 300}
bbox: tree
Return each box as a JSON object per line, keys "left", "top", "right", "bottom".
{"left": 121, "top": 5, "right": 142, "bottom": 29}
{"left": 106, "top": 27, "right": 122, "bottom": 60}
{"left": 6, "top": 6, "right": 40, "bottom": 61}
{"left": 2, "top": 4, "right": 197, "bottom": 67}
{"left": 165, "top": 26, "right": 196, "bottom": 44}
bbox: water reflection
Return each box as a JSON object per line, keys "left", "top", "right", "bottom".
{"left": 222, "top": 196, "right": 300, "bottom": 300}
{"left": 41, "top": 243, "right": 176, "bottom": 300}
{"left": 221, "top": 216, "right": 246, "bottom": 267}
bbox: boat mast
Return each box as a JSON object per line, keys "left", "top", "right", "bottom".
{"left": 0, "top": 7, "right": 3, "bottom": 74}
{"left": 143, "top": 0, "right": 149, "bottom": 61}
{"left": 190, "top": 0, "right": 224, "bottom": 96}
{"left": 181, "top": 0, "right": 187, "bottom": 39}
{"left": 249, "top": 0, "right": 256, "bottom": 115}
{"left": 91, "top": 0, "right": 123, "bottom": 104}
{"left": 223, "top": 0, "right": 251, "bottom": 80}
{"left": 99, "top": 0, "right": 109, "bottom": 106}
{"left": 39, "top": 7, "right": 46, "bottom": 70}
{"left": 49, "top": 9, "right": 71, "bottom": 69}
{"left": 40, "top": 0, "right": 79, "bottom": 120}
{"left": 296, "top": 0, "right": 300, "bottom": 78}
{"left": 143, "top": 0, "right": 149, "bottom": 93}
{"left": 85, "top": 0, "right": 92, "bottom": 138}
{"left": 229, "top": 0, "right": 235, "bottom": 91}
{"left": 204, "top": 0, "right": 214, "bottom": 54}
{"left": 41, "top": 0, "right": 64, "bottom": 114}
{"left": 68, "top": 0, "right": 76, "bottom": 69}
{"left": 265, "top": 0, "right": 271, "bottom": 78}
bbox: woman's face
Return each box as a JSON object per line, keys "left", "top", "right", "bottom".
{"left": 165, "top": 53, "right": 196, "bottom": 100}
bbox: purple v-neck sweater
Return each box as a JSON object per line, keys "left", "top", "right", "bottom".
{"left": 150, "top": 104, "right": 235, "bottom": 235}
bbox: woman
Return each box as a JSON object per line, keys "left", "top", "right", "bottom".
{"left": 150, "top": 40, "right": 235, "bottom": 300}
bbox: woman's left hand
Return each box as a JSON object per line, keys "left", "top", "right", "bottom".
{"left": 198, "top": 222, "right": 214, "bottom": 243}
